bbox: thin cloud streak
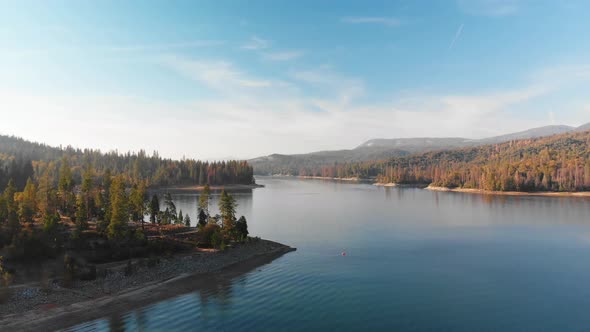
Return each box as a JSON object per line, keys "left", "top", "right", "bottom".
{"left": 448, "top": 23, "right": 464, "bottom": 50}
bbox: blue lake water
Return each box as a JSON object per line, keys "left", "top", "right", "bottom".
{"left": 69, "top": 177, "right": 590, "bottom": 331}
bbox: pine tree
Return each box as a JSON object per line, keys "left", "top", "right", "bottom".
{"left": 107, "top": 175, "right": 128, "bottom": 240}
{"left": 176, "top": 209, "right": 184, "bottom": 225}
{"left": 184, "top": 213, "right": 191, "bottom": 227}
{"left": 198, "top": 184, "right": 210, "bottom": 216}
{"left": 130, "top": 182, "right": 147, "bottom": 229}
{"left": 3, "top": 179, "right": 20, "bottom": 236}
{"left": 37, "top": 162, "right": 57, "bottom": 216}
{"left": 75, "top": 194, "right": 88, "bottom": 230}
{"left": 81, "top": 165, "right": 94, "bottom": 221}
{"left": 19, "top": 178, "right": 37, "bottom": 223}
{"left": 163, "top": 193, "right": 176, "bottom": 222}
{"left": 58, "top": 156, "right": 74, "bottom": 214}
{"left": 218, "top": 190, "right": 237, "bottom": 239}
{"left": 149, "top": 194, "right": 159, "bottom": 224}
{"left": 102, "top": 168, "right": 112, "bottom": 224}
{"left": 198, "top": 208, "right": 208, "bottom": 228}
{"left": 236, "top": 216, "right": 249, "bottom": 240}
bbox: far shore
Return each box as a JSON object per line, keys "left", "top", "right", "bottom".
{"left": 157, "top": 183, "right": 265, "bottom": 191}
{"left": 0, "top": 239, "right": 295, "bottom": 331}
{"left": 426, "top": 186, "right": 590, "bottom": 197}
{"left": 298, "top": 176, "right": 361, "bottom": 181}
{"left": 373, "top": 182, "right": 429, "bottom": 188}
{"left": 373, "top": 182, "right": 397, "bottom": 187}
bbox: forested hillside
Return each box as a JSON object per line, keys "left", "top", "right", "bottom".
{"left": 251, "top": 124, "right": 589, "bottom": 176}
{"left": 309, "top": 130, "right": 590, "bottom": 192}
{"left": 0, "top": 135, "right": 254, "bottom": 192}
{"left": 0, "top": 134, "right": 254, "bottom": 266}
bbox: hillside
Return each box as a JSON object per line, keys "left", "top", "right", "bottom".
{"left": 315, "top": 129, "right": 590, "bottom": 192}
{"left": 0, "top": 134, "right": 255, "bottom": 191}
{"left": 250, "top": 123, "right": 590, "bottom": 175}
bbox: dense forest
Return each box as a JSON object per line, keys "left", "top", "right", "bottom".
{"left": 0, "top": 135, "right": 255, "bottom": 192}
{"left": 0, "top": 134, "right": 252, "bottom": 287}
{"left": 300, "top": 130, "right": 590, "bottom": 192}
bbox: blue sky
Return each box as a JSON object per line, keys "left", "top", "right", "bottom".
{"left": 2, "top": 0, "right": 590, "bottom": 159}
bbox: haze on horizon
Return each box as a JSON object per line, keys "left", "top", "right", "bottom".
{"left": 2, "top": 0, "right": 590, "bottom": 160}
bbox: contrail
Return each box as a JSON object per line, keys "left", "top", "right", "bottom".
{"left": 448, "top": 23, "right": 464, "bottom": 50}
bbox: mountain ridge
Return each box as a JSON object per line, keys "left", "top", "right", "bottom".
{"left": 250, "top": 123, "right": 590, "bottom": 175}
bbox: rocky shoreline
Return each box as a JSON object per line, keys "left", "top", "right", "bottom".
{"left": 0, "top": 239, "right": 295, "bottom": 331}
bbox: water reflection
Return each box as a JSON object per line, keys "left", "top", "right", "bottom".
{"left": 146, "top": 188, "right": 254, "bottom": 227}
{"left": 65, "top": 250, "right": 286, "bottom": 331}
{"left": 66, "top": 178, "right": 590, "bottom": 331}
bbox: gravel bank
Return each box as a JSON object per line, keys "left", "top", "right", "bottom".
{"left": 0, "top": 239, "right": 295, "bottom": 331}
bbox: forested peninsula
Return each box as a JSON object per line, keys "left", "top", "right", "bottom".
{"left": 0, "top": 134, "right": 293, "bottom": 324}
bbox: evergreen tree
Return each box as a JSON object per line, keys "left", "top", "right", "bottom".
{"left": 235, "top": 216, "right": 249, "bottom": 240}
{"left": 149, "top": 194, "right": 159, "bottom": 224}
{"left": 130, "top": 182, "right": 147, "bottom": 229}
{"left": 163, "top": 193, "right": 176, "bottom": 223}
{"left": 58, "top": 156, "right": 74, "bottom": 214}
{"left": 198, "top": 208, "right": 208, "bottom": 228}
{"left": 198, "top": 184, "right": 210, "bottom": 216}
{"left": 184, "top": 213, "right": 191, "bottom": 227}
{"left": 81, "top": 165, "right": 94, "bottom": 221}
{"left": 218, "top": 190, "right": 237, "bottom": 239}
{"left": 107, "top": 175, "right": 128, "bottom": 240}
{"left": 102, "top": 168, "right": 112, "bottom": 223}
{"left": 19, "top": 178, "right": 37, "bottom": 223}
{"left": 37, "top": 162, "right": 57, "bottom": 215}
{"left": 162, "top": 207, "right": 170, "bottom": 225}
{"left": 3, "top": 180, "right": 18, "bottom": 227}
{"left": 176, "top": 209, "right": 184, "bottom": 225}
{"left": 75, "top": 194, "right": 88, "bottom": 230}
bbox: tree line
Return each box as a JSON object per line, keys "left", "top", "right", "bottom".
{"left": 296, "top": 130, "right": 590, "bottom": 192}
{"left": 0, "top": 157, "right": 249, "bottom": 258}
{"left": 0, "top": 134, "right": 255, "bottom": 262}
{"left": 0, "top": 134, "right": 254, "bottom": 192}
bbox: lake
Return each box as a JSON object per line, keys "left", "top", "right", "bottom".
{"left": 69, "top": 177, "right": 590, "bottom": 331}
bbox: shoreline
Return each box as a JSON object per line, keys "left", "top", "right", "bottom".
{"left": 298, "top": 176, "right": 361, "bottom": 181}
{"left": 0, "top": 239, "right": 295, "bottom": 331}
{"left": 425, "top": 186, "right": 590, "bottom": 197}
{"left": 373, "top": 182, "right": 429, "bottom": 188}
{"left": 157, "top": 183, "right": 265, "bottom": 191}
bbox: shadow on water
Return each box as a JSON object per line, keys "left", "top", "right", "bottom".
{"left": 40, "top": 249, "right": 289, "bottom": 331}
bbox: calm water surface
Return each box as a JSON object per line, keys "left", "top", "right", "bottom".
{"left": 69, "top": 177, "right": 590, "bottom": 331}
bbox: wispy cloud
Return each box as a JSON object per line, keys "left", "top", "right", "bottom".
{"left": 448, "top": 23, "right": 464, "bottom": 50}
{"left": 241, "top": 36, "right": 270, "bottom": 50}
{"left": 106, "top": 40, "right": 225, "bottom": 52}
{"left": 262, "top": 50, "right": 305, "bottom": 61}
{"left": 162, "top": 56, "right": 275, "bottom": 91}
{"left": 5, "top": 45, "right": 590, "bottom": 158}
{"left": 292, "top": 67, "right": 365, "bottom": 104}
{"left": 340, "top": 17, "right": 402, "bottom": 27}
{"left": 457, "top": 0, "right": 520, "bottom": 17}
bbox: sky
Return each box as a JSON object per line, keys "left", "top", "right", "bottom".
{"left": 2, "top": 0, "right": 590, "bottom": 160}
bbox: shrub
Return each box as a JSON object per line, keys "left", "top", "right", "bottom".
{"left": 199, "top": 224, "right": 222, "bottom": 248}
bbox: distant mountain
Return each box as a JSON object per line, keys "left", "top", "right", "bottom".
{"left": 575, "top": 122, "right": 590, "bottom": 132}
{"left": 477, "top": 125, "right": 574, "bottom": 144}
{"left": 250, "top": 123, "right": 589, "bottom": 175}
